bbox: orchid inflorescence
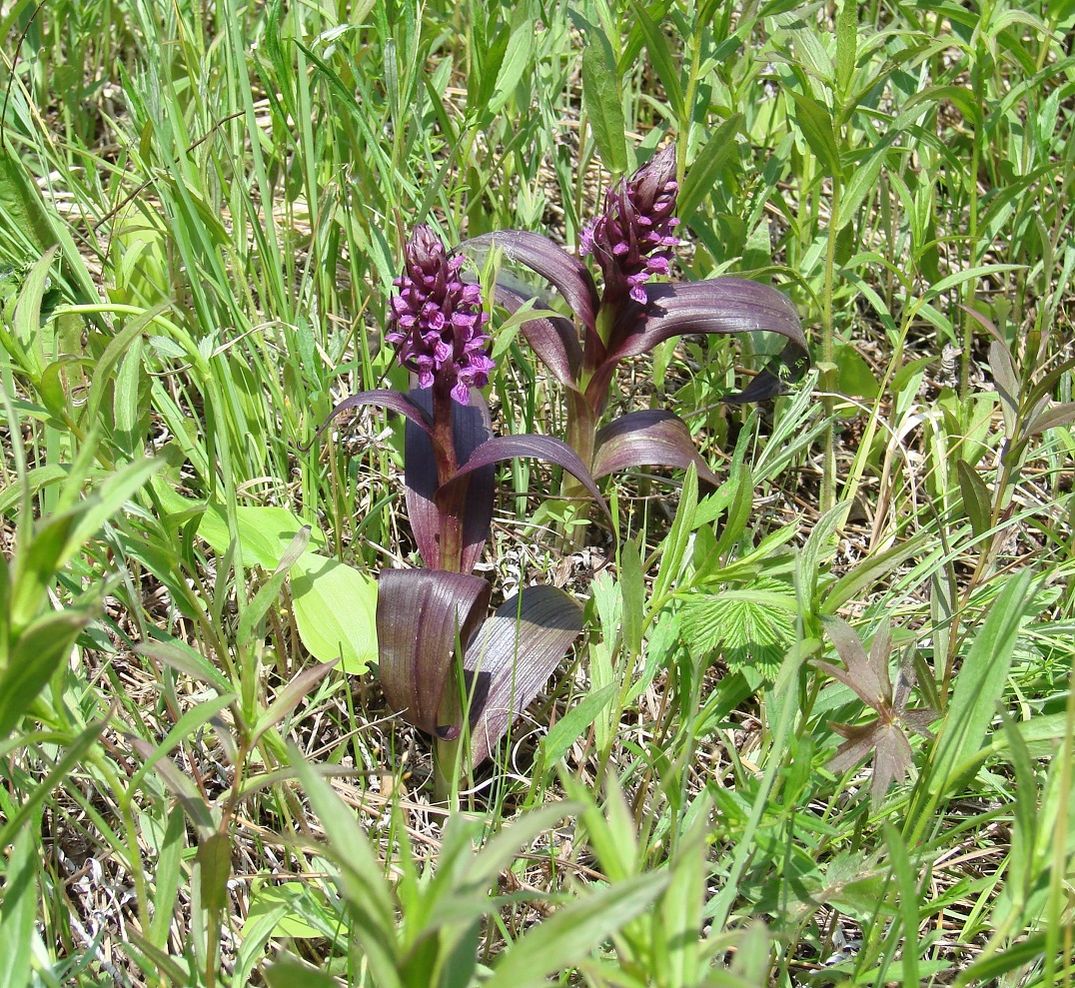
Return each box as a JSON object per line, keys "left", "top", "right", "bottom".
{"left": 316, "top": 144, "right": 808, "bottom": 787}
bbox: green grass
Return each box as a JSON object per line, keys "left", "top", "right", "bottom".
{"left": 2, "top": 0, "right": 1074, "bottom": 984}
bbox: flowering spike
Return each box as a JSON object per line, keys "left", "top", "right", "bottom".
{"left": 386, "top": 225, "right": 495, "bottom": 404}
{"left": 580, "top": 144, "right": 680, "bottom": 305}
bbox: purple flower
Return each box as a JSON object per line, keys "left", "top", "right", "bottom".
{"left": 386, "top": 224, "right": 495, "bottom": 404}
{"left": 580, "top": 144, "right": 681, "bottom": 305}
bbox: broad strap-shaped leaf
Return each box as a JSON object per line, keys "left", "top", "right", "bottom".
{"left": 440, "top": 434, "right": 611, "bottom": 519}
{"left": 491, "top": 282, "right": 583, "bottom": 389}
{"left": 303, "top": 390, "right": 432, "bottom": 450}
{"left": 591, "top": 410, "right": 719, "bottom": 486}
{"left": 376, "top": 569, "right": 491, "bottom": 739}
{"left": 404, "top": 388, "right": 495, "bottom": 571}
{"left": 459, "top": 586, "right": 584, "bottom": 766}
{"left": 604, "top": 278, "right": 809, "bottom": 401}
{"left": 460, "top": 231, "right": 600, "bottom": 333}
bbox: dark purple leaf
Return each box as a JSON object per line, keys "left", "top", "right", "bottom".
{"left": 458, "top": 586, "right": 584, "bottom": 766}
{"left": 439, "top": 434, "right": 611, "bottom": 520}
{"left": 591, "top": 410, "right": 719, "bottom": 486}
{"left": 404, "top": 388, "right": 494, "bottom": 571}
{"left": 460, "top": 231, "right": 600, "bottom": 333}
{"left": 376, "top": 569, "right": 491, "bottom": 739}
{"left": 491, "top": 282, "right": 583, "bottom": 389}
{"left": 604, "top": 278, "right": 808, "bottom": 401}
{"left": 302, "top": 390, "right": 432, "bottom": 452}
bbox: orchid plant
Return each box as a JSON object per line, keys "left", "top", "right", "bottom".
{"left": 461, "top": 145, "right": 809, "bottom": 497}
{"left": 316, "top": 225, "right": 607, "bottom": 787}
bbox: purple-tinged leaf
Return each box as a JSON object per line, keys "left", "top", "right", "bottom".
{"left": 251, "top": 661, "right": 337, "bottom": 745}
{"left": 376, "top": 569, "right": 491, "bottom": 739}
{"left": 460, "top": 231, "right": 601, "bottom": 333}
{"left": 404, "top": 388, "right": 494, "bottom": 571}
{"left": 303, "top": 390, "right": 432, "bottom": 451}
{"left": 591, "top": 410, "right": 719, "bottom": 487}
{"left": 440, "top": 434, "right": 611, "bottom": 519}
{"left": 1028, "top": 401, "right": 1075, "bottom": 436}
{"left": 829, "top": 720, "right": 915, "bottom": 807}
{"left": 491, "top": 282, "right": 583, "bottom": 389}
{"left": 817, "top": 617, "right": 891, "bottom": 710}
{"left": 605, "top": 278, "right": 808, "bottom": 401}
{"left": 458, "top": 586, "right": 584, "bottom": 766}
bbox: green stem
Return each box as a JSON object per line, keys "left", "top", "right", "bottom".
{"left": 820, "top": 178, "right": 842, "bottom": 514}
{"left": 960, "top": 50, "right": 984, "bottom": 398}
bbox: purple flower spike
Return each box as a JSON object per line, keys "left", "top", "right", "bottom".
{"left": 386, "top": 224, "right": 494, "bottom": 404}
{"left": 580, "top": 144, "right": 681, "bottom": 305}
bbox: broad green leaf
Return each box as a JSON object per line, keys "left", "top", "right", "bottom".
{"left": 0, "top": 152, "right": 54, "bottom": 252}
{"left": 196, "top": 504, "right": 327, "bottom": 569}
{"left": 790, "top": 91, "right": 842, "bottom": 179}
{"left": 928, "top": 571, "right": 1034, "bottom": 797}
{"left": 581, "top": 30, "right": 628, "bottom": 176}
{"left": 486, "top": 871, "right": 670, "bottom": 987}
{"left": 629, "top": 0, "right": 683, "bottom": 118}
{"left": 653, "top": 464, "right": 698, "bottom": 604}
{"left": 956, "top": 460, "right": 992, "bottom": 539}
{"left": 290, "top": 552, "right": 377, "bottom": 675}
{"left": 0, "top": 608, "right": 90, "bottom": 738}
{"left": 488, "top": 20, "right": 532, "bottom": 115}
{"left": 244, "top": 883, "right": 335, "bottom": 941}
{"left": 195, "top": 832, "right": 232, "bottom": 912}
{"left": 264, "top": 957, "right": 339, "bottom": 988}
{"left": 835, "top": 0, "right": 858, "bottom": 96}
{"left": 834, "top": 342, "right": 879, "bottom": 398}
{"left": 12, "top": 246, "right": 58, "bottom": 374}
{"left": 679, "top": 114, "right": 742, "bottom": 222}
{"left": 620, "top": 537, "right": 644, "bottom": 658}
{"left": 0, "top": 826, "right": 36, "bottom": 988}
{"left": 537, "top": 685, "right": 616, "bottom": 770}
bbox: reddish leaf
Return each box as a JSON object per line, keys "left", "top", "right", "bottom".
{"left": 460, "top": 231, "right": 600, "bottom": 332}
{"left": 817, "top": 617, "right": 891, "bottom": 710}
{"left": 439, "top": 434, "right": 611, "bottom": 519}
{"left": 604, "top": 278, "right": 808, "bottom": 401}
{"left": 404, "top": 389, "right": 494, "bottom": 571}
{"left": 457, "top": 585, "right": 584, "bottom": 766}
{"left": 491, "top": 282, "right": 583, "bottom": 389}
{"left": 829, "top": 720, "right": 915, "bottom": 807}
{"left": 591, "top": 410, "right": 719, "bottom": 486}
{"left": 376, "top": 569, "right": 491, "bottom": 738}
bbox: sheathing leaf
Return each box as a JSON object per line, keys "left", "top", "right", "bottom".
{"left": 404, "top": 388, "right": 494, "bottom": 571}
{"left": 461, "top": 586, "right": 584, "bottom": 766}
{"left": 376, "top": 569, "right": 491, "bottom": 738}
